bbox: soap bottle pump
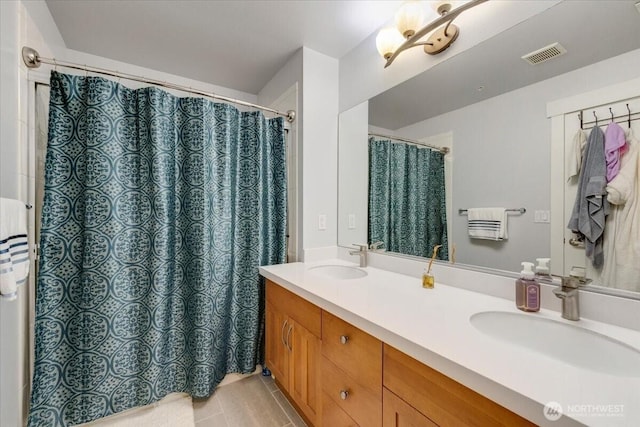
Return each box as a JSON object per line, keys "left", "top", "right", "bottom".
{"left": 535, "top": 258, "right": 552, "bottom": 283}
{"left": 516, "top": 262, "right": 540, "bottom": 312}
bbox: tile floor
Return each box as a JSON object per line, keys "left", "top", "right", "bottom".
{"left": 193, "top": 374, "right": 307, "bottom": 427}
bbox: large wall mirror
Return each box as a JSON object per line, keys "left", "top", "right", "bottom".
{"left": 337, "top": 1, "right": 640, "bottom": 297}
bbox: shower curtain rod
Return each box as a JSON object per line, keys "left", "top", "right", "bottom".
{"left": 368, "top": 132, "right": 450, "bottom": 154}
{"left": 21, "top": 46, "right": 296, "bottom": 123}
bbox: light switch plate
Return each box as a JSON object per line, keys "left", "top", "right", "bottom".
{"left": 318, "top": 214, "right": 327, "bottom": 230}
{"left": 534, "top": 210, "right": 550, "bottom": 223}
{"left": 348, "top": 214, "right": 356, "bottom": 229}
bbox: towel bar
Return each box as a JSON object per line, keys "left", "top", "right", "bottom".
{"left": 459, "top": 208, "right": 526, "bottom": 215}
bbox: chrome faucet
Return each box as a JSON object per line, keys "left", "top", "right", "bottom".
{"left": 552, "top": 275, "right": 592, "bottom": 321}
{"left": 349, "top": 244, "right": 368, "bottom": 267}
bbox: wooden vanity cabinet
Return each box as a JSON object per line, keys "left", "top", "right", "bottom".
{"left": 265, "top": 280, "right": 322, "bottom": 426}
{"left": 383, "top": 345, "right": 535, "bottom": 427}
{"left": 265, "top": 278, "right": 534, "bottom": 427}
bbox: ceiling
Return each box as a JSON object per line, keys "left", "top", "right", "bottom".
{"left": 45, "top": 0, "right": 404, "bottom": 94}
{"left": 369, "top": 0, "right": 640, "bottom": 130}
{"left": 44, "top": 0, "right": 640, "bottom": 116}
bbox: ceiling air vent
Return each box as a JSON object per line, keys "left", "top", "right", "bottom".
{"left": 521, "top": 42, "right": 567, "bottom": 65}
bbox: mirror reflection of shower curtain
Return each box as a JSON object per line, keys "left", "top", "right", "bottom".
{"left": 368, "top": 137, "right": 448, "bottom": 259}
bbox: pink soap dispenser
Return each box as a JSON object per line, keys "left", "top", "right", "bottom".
{"left": 515, "top": 262, "right": 540, "bottom": 312}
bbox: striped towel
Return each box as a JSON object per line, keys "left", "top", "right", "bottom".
{"left": 467, "top": 207, "right": 508, "bottom": 241}
{"left": 0, "top": 198, "right": 29, "bottom": 301}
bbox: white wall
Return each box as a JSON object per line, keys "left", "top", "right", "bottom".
{"left": 393, "top": 48, "right": 640, "bottom": 271}
{"left": 301, "top": 48, "right": 339, "bottom": 255}
{"left": 339, "top": 0, "right": 560, "bottom": 112}
{"left": 259, "top": 49, "right": 304, "bottom": 261}
{"left": 338, "top": 101, "right": 368, "bottom": 247}
{"left": 1, "top": 0, "right": 24, "bottom": 200}
{"left": 258, "top": 50, "right": 303, "bottom": 109}
{"left": 57, "top": 48, "right": 257, "bottom": 103}
{"left": 259, "top": 47, "right": 341, "bottom": 259}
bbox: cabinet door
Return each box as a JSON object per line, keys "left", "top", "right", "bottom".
{"left": 383, "top": 387, "right": 437, "bottom": 427}
{"left": 265, "top": 301, "right": 289, "bottom": 387}
{"left": 290, "top": 319, "right": 321, "bottom": 425}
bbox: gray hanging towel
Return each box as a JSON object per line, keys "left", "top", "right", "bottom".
{"left": 567, "top": 126, "right": 609, "bottom": 268}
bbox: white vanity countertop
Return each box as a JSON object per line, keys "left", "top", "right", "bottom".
{"left": 259, "top": 260, "right": 640, "bottom": 427}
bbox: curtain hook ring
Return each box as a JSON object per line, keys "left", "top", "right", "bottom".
{"left": 593, "top": 110, "right": 598, "bottom": 127}
{"left": 627, "top": 103, "right": 632, "bottom": 128}
{"left": 53, "top": 58, "right": 57, "bottom": 72}
{"left": 609, "top": 107, "right": 614, "bottom": 122}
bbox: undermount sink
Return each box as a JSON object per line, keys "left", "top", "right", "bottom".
{"left": 470, "top": 311, "right": 640, "bottom": 377}
{"left": 307, "top": 264, "right": 367, "bottom": 280}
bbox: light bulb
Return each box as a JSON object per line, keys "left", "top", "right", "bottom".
{"left": 376, "top": 27, "right": 404, "bottom": 60}
{"left": 395, "top": 1, "right": 425, "bottom": 39}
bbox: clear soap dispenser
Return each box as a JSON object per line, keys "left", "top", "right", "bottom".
{"left": 516, "top": 262, "right": 539, "bottom": 312}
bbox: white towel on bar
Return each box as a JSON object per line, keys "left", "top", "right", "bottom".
{"left": 0, "top": 198, "right": 29, "bottom": 301}
{"left": 467, "top": 207, "right": 508, "bottom": 241}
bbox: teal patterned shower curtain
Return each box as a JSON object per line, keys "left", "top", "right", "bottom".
{"left": 368, "top": 137, "right": 448, "bottom": 259}
{"left": 29, "top": 71, "right": 287, "bottom": 426}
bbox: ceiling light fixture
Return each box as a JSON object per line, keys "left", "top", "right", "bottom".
{"left": 377, "top": 0, "right": 488, "bottom": 68}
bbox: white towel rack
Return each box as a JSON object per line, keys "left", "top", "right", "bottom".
{"left": 459, "top": 208, "right": 526, "bottom": 215}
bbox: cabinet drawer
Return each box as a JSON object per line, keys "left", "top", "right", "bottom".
{"left": 322, "top": 356, "right": 382, "bottom": 427}
{"left": 383, "top": 345, "right": 535, "bottom": 427}
{"left": 266, "top": 280, "right": 321, "bottom": 338}
{"left": 321, "top": 310, "right": 382, "bottom": 394}
{"left": 383, "top": 387, "right": 437, "bottom": 427}
{"left": 322, "top": 391, "right": 358, "bottom": 427}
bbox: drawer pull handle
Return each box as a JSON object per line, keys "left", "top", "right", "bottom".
{"left": 340, "top": 390, "right": 349, "bottom": 400}
{"left": 340, "top": 335, "right": 349, "bottom": 344}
